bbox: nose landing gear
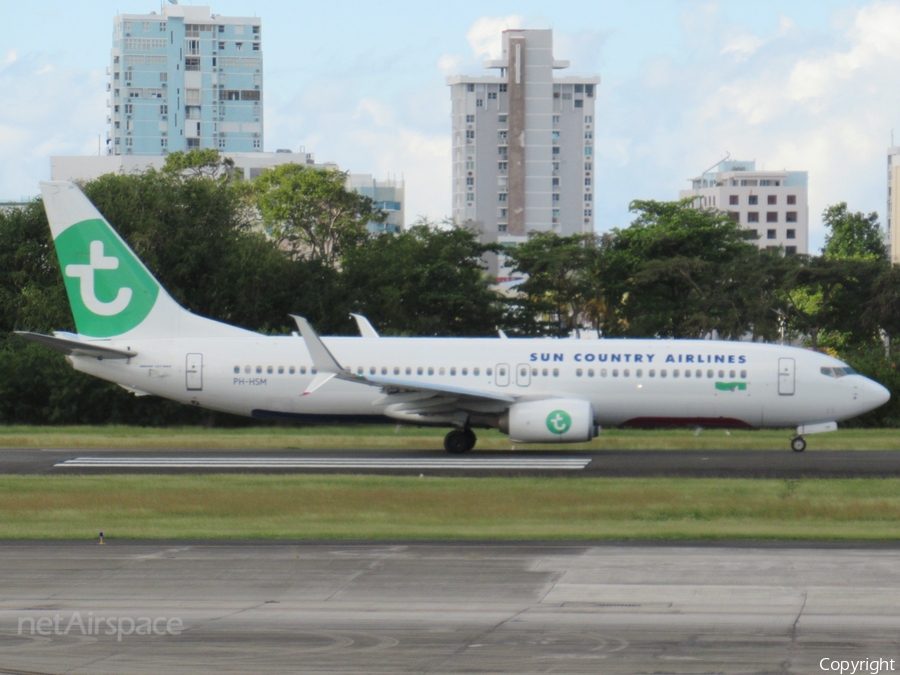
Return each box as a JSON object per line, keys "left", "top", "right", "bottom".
{"left": 790, "top": 436, "right": 807, "bottom": 453}
{"left": 444, "top": 429, "right": 477, "bottom": 454}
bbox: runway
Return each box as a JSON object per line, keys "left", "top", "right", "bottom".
{"left": 0, "top": 541, "right": 898, "bottom": 674}
{"left": 1, "top": 448, "right": 899, "bottom": 477}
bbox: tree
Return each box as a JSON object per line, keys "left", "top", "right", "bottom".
{"left": 505, "top": 232, "right": 605, "bottom": 336}
{"left": 822, "top": 203, "right": 887, "bottom": 260}
{"left": 340, "top": 221, "right": 504, "bottom": 336}
{"left": 162, "top": 149, "right": 238, "bottom": 181}
{"left": 603, "top": 199, "right": 761, "bottom": 338}
{"left": 246, "top": 164, "right": 386, "bottom": 264}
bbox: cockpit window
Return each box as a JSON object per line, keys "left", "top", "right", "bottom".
{"left": 821, "top": 366, "right": 857, "bottom": 378}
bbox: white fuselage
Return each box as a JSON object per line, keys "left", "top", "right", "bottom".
{"left": 70, "top": 336, "right": 887, "bottom": 430}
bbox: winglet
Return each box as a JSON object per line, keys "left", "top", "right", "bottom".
{"left": 291, "top": 315, "right": 345, "bottom": 396}
{"left": 351, "top": 313, "right": 380, "bottom": 338}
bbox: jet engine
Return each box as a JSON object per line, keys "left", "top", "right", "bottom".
{"left": 500, "top": 398, "right": 597, "bottom": 443}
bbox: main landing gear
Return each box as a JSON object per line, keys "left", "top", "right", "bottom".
{"left": 791, "top": 436, "right": 807, "bottom": 453}
{"left": 444, "top": 429, "right": 477, "bottom": 454}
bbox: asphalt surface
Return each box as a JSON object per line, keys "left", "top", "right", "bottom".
{"left": 2, "top": 447, "right": 900, "bottom": 477}
{"left": 0, "top": 541, "right": 898, "bottom": 674}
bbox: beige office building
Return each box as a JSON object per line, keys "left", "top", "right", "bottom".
{"left": 679, "top": 159, "right": 809, "bottom": 255}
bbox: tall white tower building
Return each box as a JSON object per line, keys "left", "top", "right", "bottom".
{"left": 447, "top": 29, "right": 599, "bottom": 278}
{"left": 887, "top": 146, "right": 900, "bottom": 262}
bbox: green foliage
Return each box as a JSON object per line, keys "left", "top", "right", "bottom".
{"left": 245, "top": 163, "right": 386, "bottom": 264}
{"left": 341, "top": 221, "right": 504, "bottom": 336}
{"left": 822, "top": 203, "right": 887, "bottom": 260}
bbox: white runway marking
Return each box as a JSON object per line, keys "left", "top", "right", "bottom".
{"left": 55, "top": 456, "right": 593, "bottom": 470}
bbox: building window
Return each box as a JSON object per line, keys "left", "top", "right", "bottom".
{"left": 218, "top": 138, "right": 226, "bottom": 148}
{"left": 219, "top": 41, "right": 225, "bottom": 50}
{"left": 585, "top": 116, "right": 593, "bottom": 123}
{"left": 552, "top": 209, "right": 560, "bottom": 217}
{"left": 498, "top": 224, "right": 507, "bottom": 232}
{"left": 498, "top": 147, "right": 507, "bottom": 156}
{"left": 584, "top": 209, "right": 592, "bottom": 217}
{"left": 253, "top": 139, "right": 261, "bottom": 149}
{"left": 585, "top": 177, "right": 591, "bottom": 186}
{"left": 160, "top": 138, "right": 167, "bottom": 148}
{"left": 466, "top": 193, "right": 474, "bottom": 201}
{"left": 748, "top": 229, "right": 758, "bottom": 238}
{"left": 466, "top": 114, "right": 474, "bottom": 123}
{"left": 552, "top": 177, "right": 560, "bottom": 187}
{"left": 767, "top": 212, "right": 778, "bottom": 223}
{"left": 748, "top": 195, "right": 758, "bottom": 205}
{"left": 552, "top": 115, "right": 560, "bottom": 123}
{"left": 160, "top": 72, "right": 167, "bottom": 82}
{"left": 787, "top": 195, "right": 797, "bottom": 205}
{"left": 786, "top": 211, "right": 798, "bottom": 222}
{"left": 466, "top": 177, "right": 474, "bottom": 186}
{"left": 786, "top": 229, "right": 796, "bottom": 239}
{"left": 185, "top": 57, "right": 200, "bottom": 71}
{"left": 785, "top": 246, "right": 797, "bottom": 255}
{"left": 487, "top": 92, "right": 497, "bottom": 100}
{"left": 768, "top": 195, "right": 777, "bottom": 205}
{"left": 465, "top": 130, "right": 474, "bottom": 139}
{"left": 552, "top": 147, "right": 560, "bottom": 155}
{"left": 584, "top": 146, "right": 592, "bottom": 155}
{"left": 498, "top": 130, "right": 507, "bottom": 140}
{"left": 498, "top": 114, "right": 507, "bottom": 123}
{"left": 747, "top": 212, "right": 759, "bottom": 222}
{"left": 467, "top": 83, "right": 474, "bottom": 92}
{"left": 498, "top": 162, "right": 507, "bottom": 170}
{"left": 729, "top": 195, "right": 739, "bottom": 205}
{"left": 552, "top": 193, "right": 560, "bottom": 202}
{"left": 476, "top": 99, "right": 483, "bottom": 106}
{"left": 584, "top": 130, "right": 593, "bottom": 139}
{"left": 728, "top": 211, "right": 739, "bottom": 222}
{"left": 499, "top": 83, "right": 507, "bottom": 92}
{"left": 767, "top": 229, "right": 777, "bottom": 239}
{"left": 236, "top": 42, "right": 244, "bottom": 51}
{"left": 253, "top": 43, "right": 260, "bottom": 51}
{"left": 124, "top": 103, "right": 133, "bottom": 114}
{"left": 586, "top": 84, "right": 594, "bottom": 96}
{"left": 499, "top": 208, "right": 507, "bottom": 217}
{"left": 574, "top": 99, "right": 584, "bottom": 108}
{"left": 159, "top": 104, "right": 167, "bottom": 115}
{"left": 499, "top": 193, "right": 507, "bottom": 202}
{"left": 187, "top": 138, "right": 199, "bottom": 148}
{"left": 584, "top": 163, "right": 592, "bottom": 171}
{"left": 584, "top": 194, "right": 593, "bottom": 202}
{"left": 552, "top": 130, "right": 560, "bottom": 139}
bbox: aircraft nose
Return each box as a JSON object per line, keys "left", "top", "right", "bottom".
{"left": 863, "top": 378, "right": 891, "bottom": 410}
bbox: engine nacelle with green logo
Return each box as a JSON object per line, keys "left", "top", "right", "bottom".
{"left": 501, "top": 399, "right": 597, "bottom": 443}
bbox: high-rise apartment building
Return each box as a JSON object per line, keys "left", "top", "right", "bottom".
{"left": 108, "top": 4, "right": 263, "bottom": 156}
{"left": 448, "top": 29, "right": 599, "bottom": 277}
{"left": 887, "top": 146, "right": 900, "bottom": 262}
{"left": 679, "top": 160, "right": 809, "bottom": 255}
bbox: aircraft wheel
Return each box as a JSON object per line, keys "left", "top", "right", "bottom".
{"left": 444, "top": 430, "right": 472, "bottom": 454}
{"left": 463, "top": 429, "right": 477, "bottom": 452}
{"left": 791, "top": 436, "right": 807, "bottom": 453}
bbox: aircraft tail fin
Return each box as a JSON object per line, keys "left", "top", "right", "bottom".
{"left": 41, "top": 181, "right": 250, "bottom": 339}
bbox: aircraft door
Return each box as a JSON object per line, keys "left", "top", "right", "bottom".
{"left": 778, "top": 357, "right": 795, "bottom": 396}
{"left": 495, "top": 363, "right": 510, "bottom": 387}
{"left": 516, "top": 363, "right": 531, "bottom": 387}
{"left": 186, "top": 353, "right": 203, "bottom": 391}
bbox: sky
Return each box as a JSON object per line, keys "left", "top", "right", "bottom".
{"left": 2, "top": 0, "right": 900, "bottom": 252}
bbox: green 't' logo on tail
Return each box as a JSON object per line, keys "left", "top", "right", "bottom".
{"left": 55, "top": 219, "right": 159, "bottom": 337}
{"left": 546, "top": 410, "right": 573, "bottom": 435}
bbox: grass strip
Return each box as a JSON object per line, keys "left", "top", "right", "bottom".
{"left": 1, "top": 474, "right": 899, "bottom": 540}
{"left": 0, "top": 425, "right": 897, "bottom": 450}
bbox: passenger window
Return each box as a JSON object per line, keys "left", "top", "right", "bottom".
{"left": 498, "top": 367, "right": 506, "bottom": 376}
{"left": 623, "top": 369, "right": 630, "bottom": 377}
{"left": 474, "top": 368, "right": 481, "bottom": 376}
{"left": 278, "top": 366, "right": 284, "bottom": 374}
{"left": 486, "top": 368, "right": 493, "bottom": 376}
{"left": 636, "top": 369, "right": 642, "bottom": 377}
{"left": 311, "top": 368, "right": 317, "bottom": 374}
{"left": 542, "top": 368, "right": 548, "bottom": 377}
{"left": 439, "top": 367, "right": 445, "bottom": 375}
{"left": 649, "top": 369, "right": 655, "bottom": 377}
{"left": 382, "top": 367, "right": 388, "bottom": 375}
{"left": 740, "top": 370, "right": 747, "bottom": 378}
{"left": 405, "top": 367, "right": 411, "bottom": 375}
{"left": 696, "top": 370, "right": 702, "bottom": 378}
{"left": 576, "top": 368, "right": 583, "bottom": 377}
{"left": 462, "top": 368, "right": 468, "bottom": 376}
{"left": 266, "top": 366, "right": 273, "bottom": 374}
{"left": 707, "top": 369, "right": 714, "bottom": 378}
{"left": 661, "top": 369, "right": 667, "bottom": 378}
{"left": 729, "top": 370, "right": 735, "bottom": 378}
{"left": 450, "top": 368, "right": 457, "bottom": 376}
{"left": 245, "top": 366, "right": 250, "bottom": 374}
{"left": 684, "top": 370, "right": 691, "bottom": 378}
{"left": 601, "top": 369, "right": 607, "bottom": 377}
{"left": 233, "top": 366, "right": 239, "bottom": 374}
{"left": 256, "top": 366, "right": 262, "bottom": 374}
{"left": 553, "top": 368, "right": 559, "bottom": 377}
{"left": 718, "top": 370, "right": 725, "bottom": 378}
{"left": 289, "top": 366, "right": 295, "bottom": 375}
{"left": 417, "top": 367, "right": 423, "bottom": 375}
{"left": 673, "top": 369, "right": 679, "bottom": 378}
{"left": 612, "top": 369, "right": 619, "bottom": 377}
{"left": 357, "top": 367, "right": 364, "bottom": 375}
{"left": 428, "top": 367, "right": 434, "bottom": 376}
{"left": 370, "top": 367, "right": 376, "bottom": 375}
{"left": 393, "top": 367, "right": 400, "bottom": 375}
{"left": 300, "top": 366, "right": 306, "bottom": 374}
{"left": 588, "top": 369, "right": 595, "bottom": 377}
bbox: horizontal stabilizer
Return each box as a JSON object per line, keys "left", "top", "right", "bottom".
{"left": 15, "top": 331, "right": 136, "bottom": 360}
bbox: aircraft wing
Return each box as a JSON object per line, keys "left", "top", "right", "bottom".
{"left": 291, "top": 316, "right": 516, "bottom": 415}
{"left": 15, "top": 331, "right": 137, "bottom": 360}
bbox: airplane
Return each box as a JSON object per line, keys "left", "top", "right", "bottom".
{"left": 18, "top": 181, "right": 890, "bottom": 454}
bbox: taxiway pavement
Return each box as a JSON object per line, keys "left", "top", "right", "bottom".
{"left": 0, "top": 541, "right": 898, "bottom": 674}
